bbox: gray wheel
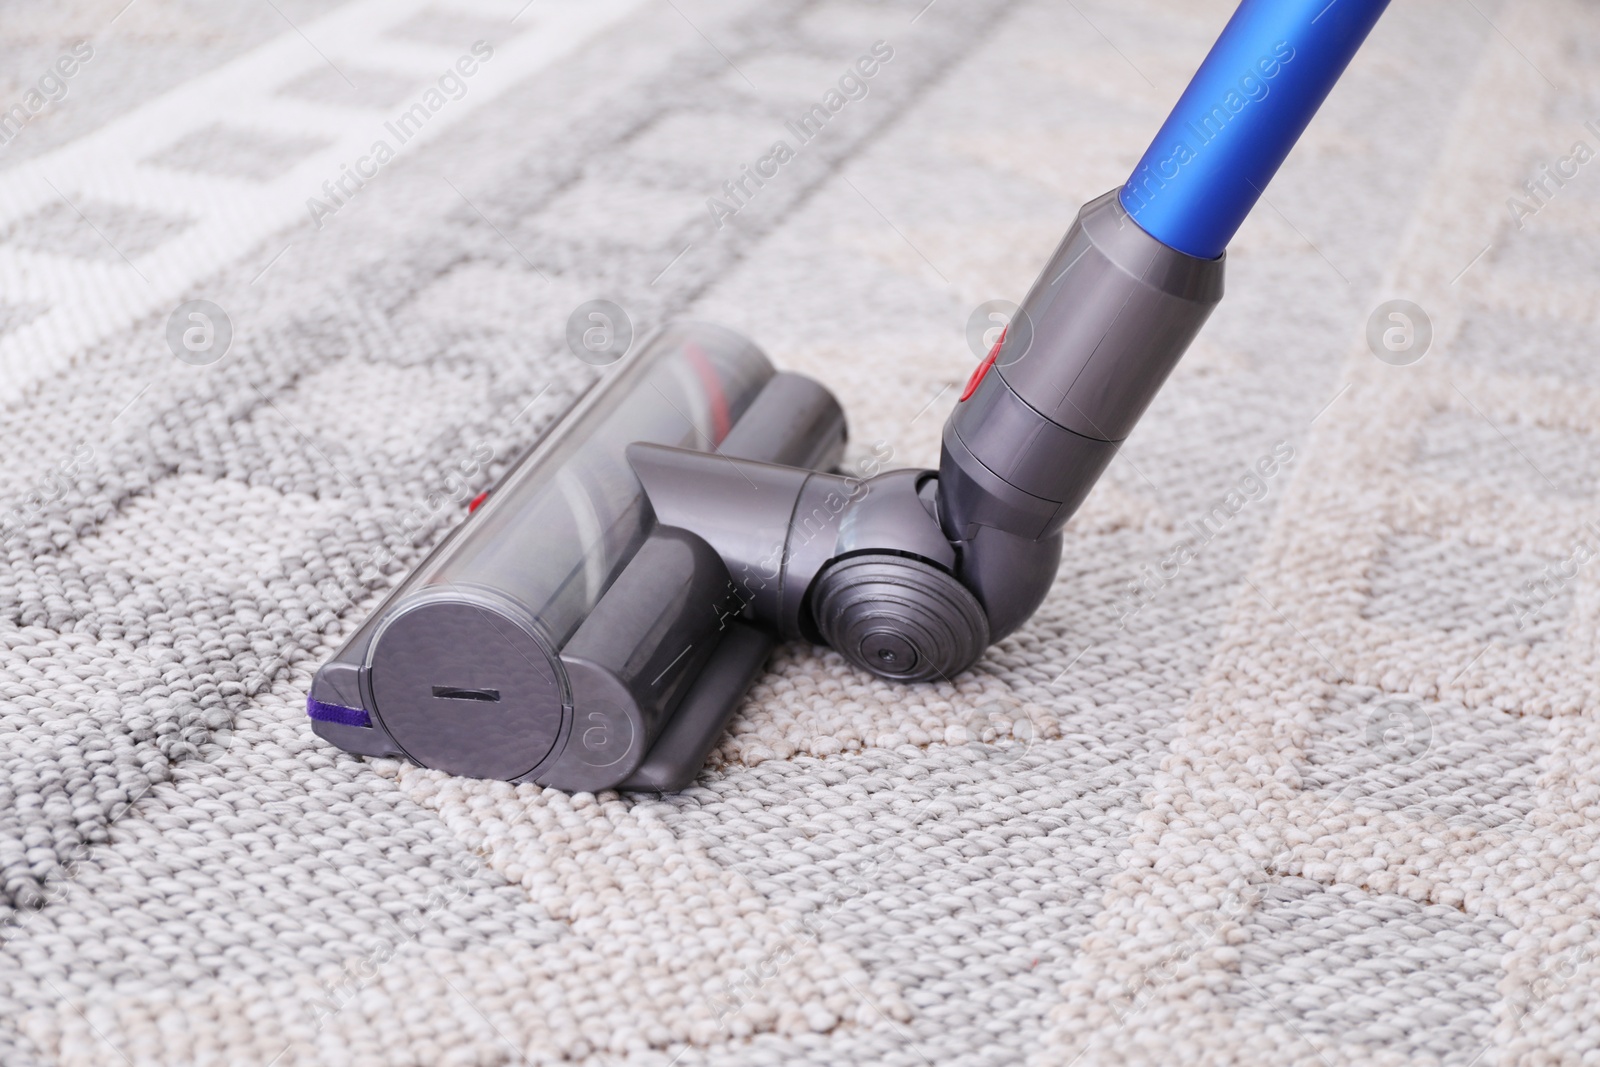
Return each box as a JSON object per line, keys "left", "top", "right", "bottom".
{"left": 811, "top": 554, "right": 990, "bottom": 682}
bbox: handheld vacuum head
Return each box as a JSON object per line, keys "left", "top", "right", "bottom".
{"left": 308, "top": 323, "right": 854, "bottom": 791}
{"left": 309, "top": 0, "right": 1396, "bottom": 790}
{"left": 306, "top": 194, "right": 1214, "bottom": 794}
{"left": 305, "top": 197, "right": 1217, "bottom": 794}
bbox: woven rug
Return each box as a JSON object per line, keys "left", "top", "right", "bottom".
{"left": 3, "top": 0, "right": 1597, "bottom": 1063}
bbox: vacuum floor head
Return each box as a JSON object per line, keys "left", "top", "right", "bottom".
{"left": 308, "top": 322, "right": 852, "bottom": 791}
{"left": 306, "top": 192, "right": 1211, "bottom": 794}
{"left": 307, "top": 0, "right": 1393, "bottom": 793}
{"left": 304, "top": 193, "right": 1215, "bottom": 793}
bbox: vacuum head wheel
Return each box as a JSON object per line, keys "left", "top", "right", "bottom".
{"left": 812, "top": 555, "right": 990, "bottom": 683}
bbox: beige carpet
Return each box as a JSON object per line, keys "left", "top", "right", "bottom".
{"left": 2, "top": 0, "right": 1598, "bottom": 1063}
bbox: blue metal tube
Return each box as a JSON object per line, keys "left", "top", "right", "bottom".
{"left": 1120, "top": 0, "right": 1391, "bottom": 259}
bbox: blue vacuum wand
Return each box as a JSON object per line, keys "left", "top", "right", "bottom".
{"left": 1124, "top": 0, "right": 1392, "bottom": 258}
{"left": 940, "top": 0, "right": 1392, "bottom": 547}
{"left": 306, "top": 0, "right": 1392, "bottom": 791}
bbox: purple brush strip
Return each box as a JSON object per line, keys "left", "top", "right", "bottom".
{"left": 306, "top": 697, "right": 371, "bottom": 728}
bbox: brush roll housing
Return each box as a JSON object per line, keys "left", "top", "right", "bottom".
{"left": 307, "top": 323, "right": 847, "bottom": 792}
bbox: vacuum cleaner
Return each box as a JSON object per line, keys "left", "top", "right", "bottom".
{"left": 306, "top": 0, "right": 1392, "bottom": 791}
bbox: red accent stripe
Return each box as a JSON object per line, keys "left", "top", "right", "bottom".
{"left": 468, "top": 490, "right": 490, "bottom": 513}
{"left": 960, "top": 326, "right": 1005, "bottom": 402}
{"left": 683, "top": 342, "right": 732, "bottom": 443}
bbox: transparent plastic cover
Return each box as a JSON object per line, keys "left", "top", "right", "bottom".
{"left": 396, "top": 322, "right": 774, "bottom": 651}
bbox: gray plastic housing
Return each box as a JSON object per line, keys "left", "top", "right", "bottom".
{"left": 308, "top": 323, "right": 846, "bottom": 793}
{"left": 309, "top": 188, "right": 1228, "bottom": 793}
{"left": 626, "top": 449, "right": 1058, "bottom": 673}
{"left": 938, "top": 189, "right": 1225, "bottom": 542}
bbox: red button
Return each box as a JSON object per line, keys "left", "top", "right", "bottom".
{"left": 960, "top": 326, "right": 1005, "bottom": 402}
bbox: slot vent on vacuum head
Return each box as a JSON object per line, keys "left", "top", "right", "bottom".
{"left": 431, "top": 686, "right": 502, "bottom": 702}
